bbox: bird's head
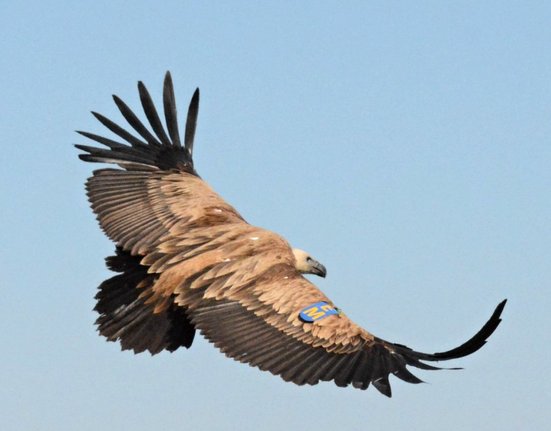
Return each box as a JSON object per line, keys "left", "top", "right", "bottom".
{"left": 292, "top": 248, "right": 327, "bottom": 278}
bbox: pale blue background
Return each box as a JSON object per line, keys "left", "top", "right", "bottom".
{"left": 2, "top": 1, "right": 549, "bottom": 430}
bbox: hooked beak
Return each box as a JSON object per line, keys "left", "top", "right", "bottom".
{"left": 310, "top": 260, "right": 327, "bottom": 278}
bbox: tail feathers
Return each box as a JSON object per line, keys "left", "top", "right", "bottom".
{"left": 95, "top": 248, "right": 195, "bottom": 354}
{"left": 76, "top": 71, "right": 199, "bottom": 174}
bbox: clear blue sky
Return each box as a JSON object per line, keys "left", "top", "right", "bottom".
{"left": 2, "top": 1, "right": 549, "bottom": 430}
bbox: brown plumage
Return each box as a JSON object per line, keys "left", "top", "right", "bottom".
{"left": 76, "top": 72, "right": 506, "bottom": 397}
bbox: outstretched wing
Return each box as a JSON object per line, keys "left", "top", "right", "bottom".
{"left": 179, "top": 264, "right": 506, "bottom": 396}
{"left": 77, "top": 73, "right": 505, "bottom": 396}
{"left": 76, "top": 72, "right": 253, "bottom": 354}
{"left": 76, "top": 73, "right": 245, "bottom": 260}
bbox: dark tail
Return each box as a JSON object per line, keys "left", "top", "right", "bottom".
{"left": 94, "top": 247, "right": 195, "bottom": 354}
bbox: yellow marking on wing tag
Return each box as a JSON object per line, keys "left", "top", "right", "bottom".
{"left": 299, "top": 301, "right": 341, "bottom": 322}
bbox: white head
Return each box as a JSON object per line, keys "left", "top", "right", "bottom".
{"left": 292, "top": 248, "right": 327, "bottom": 278}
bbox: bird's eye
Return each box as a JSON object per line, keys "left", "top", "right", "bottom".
{"left": 306, "top": 257, "right": 313, "bottom": 262}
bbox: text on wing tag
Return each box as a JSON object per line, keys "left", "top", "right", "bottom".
{"left": 299, "top": 301, "right": 341, "bottom": 323}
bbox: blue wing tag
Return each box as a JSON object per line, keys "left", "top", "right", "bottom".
{"left": 299, "top": 301, "right": 341, "bottom": 323}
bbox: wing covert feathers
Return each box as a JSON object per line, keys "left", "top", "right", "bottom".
{"left": 77, "top": 72, "right": 506, "bottom": 397}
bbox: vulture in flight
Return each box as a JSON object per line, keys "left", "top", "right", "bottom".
{"left": 76, "top": 72, "right": 506, "bottom": 397}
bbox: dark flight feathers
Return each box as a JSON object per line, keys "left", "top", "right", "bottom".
{"left": 76, "top": 72, "right": 198, "bottom": 173}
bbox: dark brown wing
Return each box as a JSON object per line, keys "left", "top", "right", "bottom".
{"left": 76, "top": 72, "right": 247, "bottom": 353}
{"left": 76, "top": 73, "right": 245, "bottom": 259}
{"left": 177, "top": 260, "right": 506, "bottom": 397}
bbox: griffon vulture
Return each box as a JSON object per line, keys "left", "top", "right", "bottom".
{"left": 76, "top": 72, "right": 506, "bottom": 397}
